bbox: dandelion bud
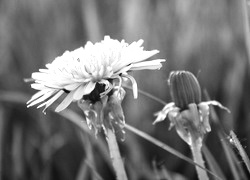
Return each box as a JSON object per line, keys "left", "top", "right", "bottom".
{"left": 169, "top": 71, "right": 201, "bottom": 110}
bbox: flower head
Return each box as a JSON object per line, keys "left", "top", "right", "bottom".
{"left": 154, "top": 71, "right": 229, "bottom": 145}
{"left": 27, "top": 36, "right": 165, "bottom": 113}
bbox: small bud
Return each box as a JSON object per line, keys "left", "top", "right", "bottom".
{"left": 169, "top": 71, "right": 201, "bottom": 110}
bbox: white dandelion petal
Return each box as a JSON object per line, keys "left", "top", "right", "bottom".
{"left": 27, "top": 88, "right": 51, "bottom": 104}
{"left": 31, "top": 83, "right": 46, "bottom": 90}
{"left": 37, "top": 90, "right": 64, "bottom": 110}
{"left": 124, "top": 74, "right": 138, "bottom": 99}
{"left": 130, "top": 59, "right": 165, "bottom": 71}
{"left": 73, "top": 81, "right": 96, "bottom": 100}
{"left": 55, "top": 90, "right": 75, "bottom": 112}
{"left": 64, "top": 83, "right": 82, "bottom": 91}
{"left": 27, "top": 90, "right": 55, "bottom": 107}
{"left": 132, "top": 50, "right": 160, "bottom": 63}
{"left": 199, "top": 101, "right": 230, "bottom": 113}
{"left": 153, "top": 102, "right": 176, "bottom": 124}
{"left": 31, "top": 72, "right": 50, "bottom": 81}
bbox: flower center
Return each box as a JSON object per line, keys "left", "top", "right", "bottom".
{"left": 83, "top": 80, "right": 113, "bottom": 103}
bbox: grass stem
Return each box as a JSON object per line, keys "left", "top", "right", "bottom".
{"left": 105, "top": 128, "right": 128, "bottom": 180}
{"left": 190, "top": 138, "right": 209, "bottom": 180}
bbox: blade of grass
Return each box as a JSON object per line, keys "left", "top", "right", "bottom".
{"left": 202, "top": 145, "right": 226, "bottom": 180}
{"left": 229, "top": 130, "right": 250, "bottom": 174}
{"left": 204, "top": 90, "right": 245, "bottom": 180}
{"left": 220, "top": 132, "right": 241, "bottom": 180}
{"left": 123, "top": 85, "right": 167, "bottom": 105}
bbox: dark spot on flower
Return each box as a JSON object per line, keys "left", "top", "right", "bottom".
{"left": 83, "top": 83, "right": 109, "bottom": 103}
{"left": 63, "top": 89, "right": 70, "bottom": 93}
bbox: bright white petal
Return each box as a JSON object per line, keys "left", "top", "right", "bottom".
{"left": 200, "top": 101, "right": 230, "bottom": 113}
{"left": 132, "top": 50, "right": 160, "bottom": 63}
{"left": 64, "top": 83, "right": 82, "bottom": 91}
{"left": 55, "top": 90, "right": 75, "bottom": 112}
{"left": 73, "top": 81, "right": 96, "bottom": 100}
{"left": 37, "top": 90, "right": 64, "bottom": 112}
{"left": 153, "top": 102, "right": 176, "bottom": 124}
{"left": 27, "top": 90, "right": 55, "bottom": 107}
{"left": 31, "top": 83, "right": 46, "bottom": 90}
{"left": 123, "top": 74, "right": 138, "bottom": 99}
{"left": 27, "top": 88, "right": 51, "bottom": 104}
{"left": 130, "top": 59, "right": 165, "bottom": 71}
{"left": 114, "top": 64, "right": 132, "bottom": 75}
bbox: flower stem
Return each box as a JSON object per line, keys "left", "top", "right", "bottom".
{"left": 105, "top": 128, "right": 128, "bottom": 180}
{"left": 190, "top": 137, "right": 209, "bottom": 180}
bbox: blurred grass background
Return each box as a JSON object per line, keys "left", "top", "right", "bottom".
{"left": 0, "top": 0, "right": 250, "bottom": 179}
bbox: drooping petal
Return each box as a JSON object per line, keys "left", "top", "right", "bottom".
{"left": 55, "top": 90, "right": 75, "bottom": 112}
{"left": 27, "top": 88, "right": 51, "bottom": 104}
{"left": 27, "top": 90, "right": 55, "bottom": 107}
{"left": 123, "top": 74, "right": 138, "bottom": 99}
{"left": 153, "top": 102, "right": 176, "bottom": 124}
{"left": 199, "top": 101, "right": 230, "bottom": 113}
{"left": 73, "top": 81, "right": 96, "bottom": 100}
{"left": 37, "top": 90, "right": 64, "bottom": 112}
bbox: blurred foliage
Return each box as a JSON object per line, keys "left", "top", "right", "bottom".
{"left": 0, "top": 0, "right": 250, "bottom": 179}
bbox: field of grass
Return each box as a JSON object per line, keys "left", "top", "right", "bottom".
{"left": 0, "top": 0, "right": 250, "bottom": 179}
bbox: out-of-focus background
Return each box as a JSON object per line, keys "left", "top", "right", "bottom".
{"left": 0, "top": 0, "right": 250, "bottom": 179}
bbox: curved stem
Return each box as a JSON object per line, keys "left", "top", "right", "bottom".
{"left": 105, "top": 128, "right": 128, "bottom": 180}
{"left": 191, "top": 138, "right": 209, "bottom": 180}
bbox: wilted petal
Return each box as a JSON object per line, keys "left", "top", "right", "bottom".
{"left": 153, "top": 102, "right": 176, "bottom": 124}
{"left": 199, "top": 100, "right": 230, "bottom": 113}
{"left": 198, "top": 103, "right": 211, "bottom": 132}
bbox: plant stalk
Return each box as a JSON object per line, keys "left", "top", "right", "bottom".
{"left": 190, "top": 137, "right": 209, "bottom": 180}
{"left": 105, "top": 128, "right": 128, "bottom": 180}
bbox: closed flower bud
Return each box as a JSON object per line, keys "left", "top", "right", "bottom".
{"left": 169, "top": 71, "right": 201, "bottom": 110}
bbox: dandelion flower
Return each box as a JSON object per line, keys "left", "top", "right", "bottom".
{"left": 27, "top": 36, "right": 165, "bottom": 113}
{"left": 153, "top": 71, "right": 229, "bottom": 145}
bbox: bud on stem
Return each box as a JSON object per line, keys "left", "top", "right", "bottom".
{"left": 169, "top": 71, "right": 201, "bottom": 110}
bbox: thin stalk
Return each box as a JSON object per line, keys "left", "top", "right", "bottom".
{"left": 123, "top": 85, "right": 167, "bottom": 105}
{"left": 105, "top": 128, "right": 128, "bottom": 180}
{"left": 190, "top": 137, "right": 209, "bottom": 180}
